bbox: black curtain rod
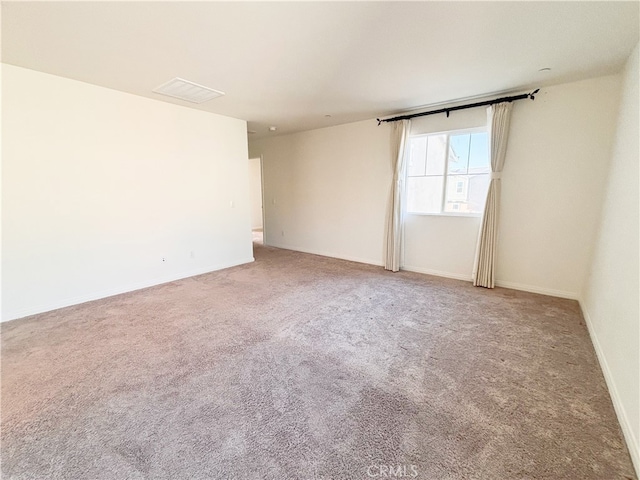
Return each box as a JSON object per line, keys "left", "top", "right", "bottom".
{"left": 377, "top": 89, "right": 539, "bottom": 125}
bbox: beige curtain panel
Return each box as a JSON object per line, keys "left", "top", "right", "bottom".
{"left": 384, "top": 119, "right": 410, "bottom": 272}
{"left": 472, "top": 102, "right": 513, "bottom": 288}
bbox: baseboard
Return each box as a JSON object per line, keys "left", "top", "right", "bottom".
{"left": 580, "top": 301, "right": 640, "bottom": 476}
{"left": 263, "top": 247, "right": 580, "bottom": 301}
{"left": 2, "top": 256, "right": 255, "bottom": 323}
{"left": 398, "top": 268, "right": 582, "bottom": 301}
{"left": 400, "top": 265, "right": 472, "bottom": 282}
{"left": 266, "top": 242, "right": 384, "bottom": 267}
{"left": 494, "top": 280, "right": 579, "bottom": 300}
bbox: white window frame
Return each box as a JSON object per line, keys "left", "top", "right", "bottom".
{"left": 405, "top": 126, "right": 488, "bottom": 217}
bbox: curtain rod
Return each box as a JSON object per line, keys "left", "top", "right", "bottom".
{"left": 377, "top": 89, "right": 539, "bottom": 125}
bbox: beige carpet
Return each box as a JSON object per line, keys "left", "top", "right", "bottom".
{"left": 1, "top": 243, "right": 636, "bottom": 479}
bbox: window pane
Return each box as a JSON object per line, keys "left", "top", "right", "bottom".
{"left": 468, "top": 132, "right": 490, "bottom": 174}
{"left": 425, "top": 134, "right": 446, "bottom": 175}
{"left": 406, "top": 176, "right": 444, "bottom": 214}
{"left": 444, "top": 174, "right": 490, "bottom": 213}
{"left": 444, "top": 175, "right": 467, "bottom": 212}
{"left": 448, "top": 134, "right": 470, "bottom": 174}
{"left": 407, "top": 137, "right": 427, "bottom": 177}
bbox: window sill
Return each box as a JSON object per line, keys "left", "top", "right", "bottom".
{"left": 405, "top": 212, "right": 482, "bottom": 218}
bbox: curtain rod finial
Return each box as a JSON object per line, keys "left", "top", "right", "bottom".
{"left": 529, "top": 88, "right": 540, "bottom": 100}
{"left": 377, "top": 118, "right": 382, "bottom": 126}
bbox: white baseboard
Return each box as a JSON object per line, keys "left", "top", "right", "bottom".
{"left": 2, "top": 256, "right": 255, "bottom": 323}
{"left": 266, "top": 242, "right": 384, "bottom": 267}
{"left": 400, "top": 265, "right": 472, "bottom": 282}
{"left": 265, "top": 246, "right": 580, "bottom": 301}
{"left": 494, "top": 280, "right": 579, "bottom": 300}
{"left": 398, "top": 268, "right": 581, "bottom": 302}
{"left": 580, "top": 301, "right": 640, "bottom": 476}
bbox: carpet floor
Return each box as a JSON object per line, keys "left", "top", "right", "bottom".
{"left": 1, "top": 244, "right": 636, "bottom": 479}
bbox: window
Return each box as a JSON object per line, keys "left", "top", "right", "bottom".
{"left": 405, "top": 130, "right": 490, "bottom": 215}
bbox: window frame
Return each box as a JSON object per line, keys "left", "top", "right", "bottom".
{"left": 404, "top": 126, "right": 489, "bottom": 218}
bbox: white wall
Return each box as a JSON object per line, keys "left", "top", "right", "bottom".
{"left": 249, "top": 120, "right": 392, "bottom": 265}
{"left": 497, "top": 76, "right": 621, "bottom": 297}
{"left": 249, "top": 74, "right": 621, "bottom": 299}
{"left": 2, "top": 64, "right": 253, "bottom": 321}
{"left": 248, "top": 158, "right": 263, "bottom": 230}
{"left": 581, "top": 43, "right": 639, "bottom": 474}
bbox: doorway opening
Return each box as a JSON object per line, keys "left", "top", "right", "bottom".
{"left": 249, "top": 157, "right": 264, "bottom": 246}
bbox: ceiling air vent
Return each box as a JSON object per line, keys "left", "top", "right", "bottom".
{"left": 152, "top": 77, "right": 225, "bottom": 104}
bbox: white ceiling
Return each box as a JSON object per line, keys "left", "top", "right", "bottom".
{"left": 2, "top": 2, "right": 639, "bottom": 138}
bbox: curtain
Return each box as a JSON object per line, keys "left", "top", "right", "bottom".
{"left": 384, "top": 119, "right": 411, "bottom": 272}
{"left": 472, "top": 102, "right": 513, "bottom": 288}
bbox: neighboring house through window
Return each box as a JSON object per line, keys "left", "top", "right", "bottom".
{"left": 405, "top": 129, "right": 490, "bottom": 215}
